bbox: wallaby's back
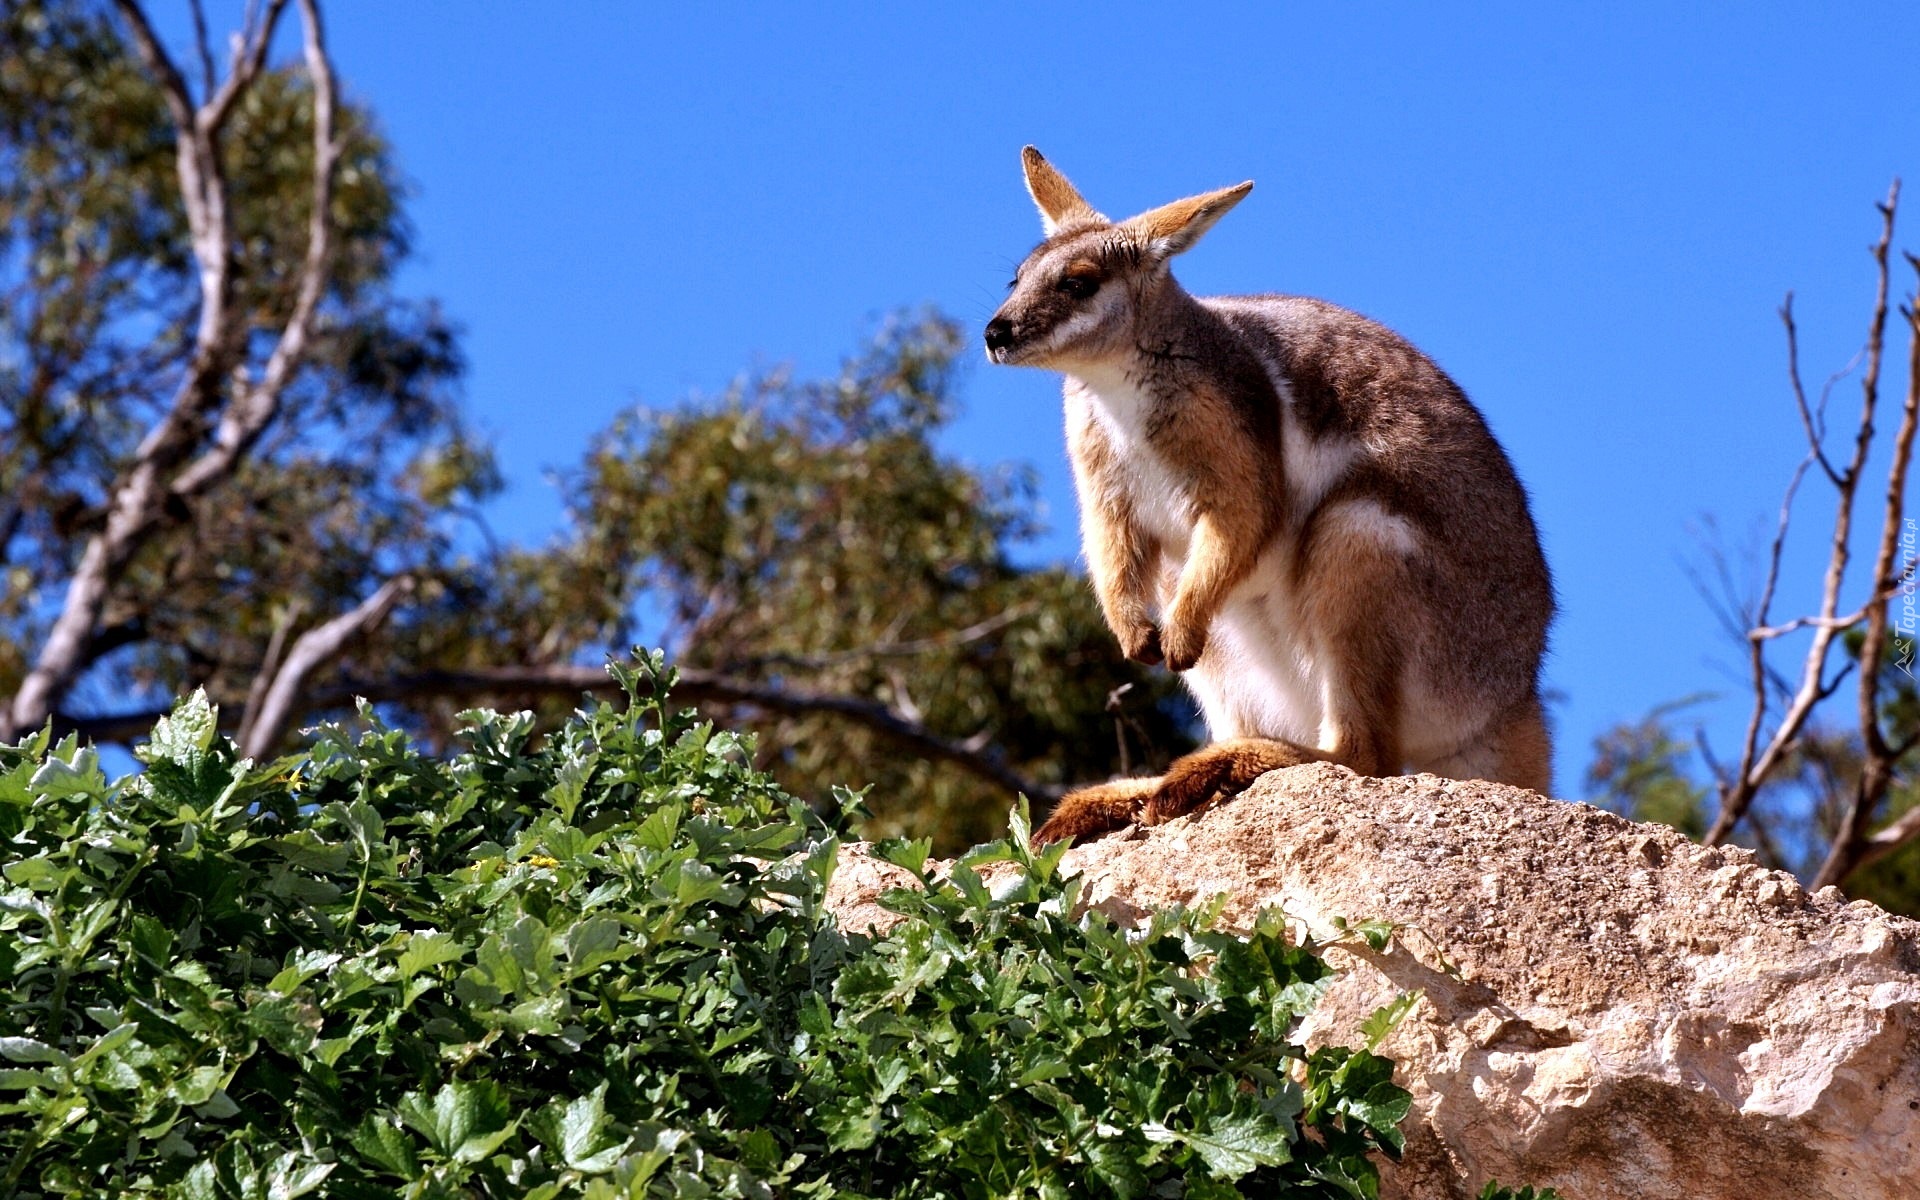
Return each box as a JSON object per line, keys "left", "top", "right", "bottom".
{"left": 1207, "top": 291, "right": 1553, "bottom": 706}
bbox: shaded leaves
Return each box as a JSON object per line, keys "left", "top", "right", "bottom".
{"left": 0, "top": 655, "right": 1419, "bottom": 1198}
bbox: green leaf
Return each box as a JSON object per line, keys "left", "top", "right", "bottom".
{"left": 266, "top": 948, "right": 342, "bottom": 996}
{"left": 264, "top": 1154, "right": 335, "bottom": 1199}
{"left": 397, "top": 1079, "right": 516, "bottom": 1163}
{"left": 143, "top": 690, "right": 219, "bottom": 766}
{"left": 564, "top": 915, "right": 626, "bottom": 977}
{"left": 1361, "top": 992, "right": 1418, "bottom": 1051}
{"left": 352, "top": 1116, "right": 422, "bottom": 1178}
{"left": 872, "top": 836, "right": 934, "bottom": 879}
{"left": 29, "top": 744, "right": 106, "bottom": 800}
{"left": 178, "top": 1161, "right": 220, "bottom": 1200}
{"left": 1146, "top": 1111, "right": 1293, "bottom": 1179}
{"left": 128, "top": 914, "right": 175, "bottom": 964}
{"left": 396, "top": 931, "right": 468, "bottom": 978}
{"left": 539, "top": 1083, "right": 625, "bottom": 1173}
{"left": 0, "top": 1037, "right": 70, "bottom": 1067}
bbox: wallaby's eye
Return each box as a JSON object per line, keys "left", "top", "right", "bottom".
{"left": 1006, "top": 278, "right": 1018, "bottom": 290}
{"left": 1059, "top": 275, "right": 1100, "bottom": 300}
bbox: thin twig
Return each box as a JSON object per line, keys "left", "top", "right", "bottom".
{"left": 1816, "top": 191, "right": 1918, "bottom": 887}
{"left": 717, "top": 603, "right": 1038, "bottom": 674}
{"left": 187, "top": 0, "right": 216, "bottom": 100}
{"left": 1707, "top": 185, "right": 1902, "bottom": 848}
{"left": 1783, "top": 296, "right": 1844, "bottom": 487}
{"left": 235, "top": 600, "right": 305, "bottom": 750}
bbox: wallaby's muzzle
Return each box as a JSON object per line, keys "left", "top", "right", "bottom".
{"left": 983, "top": 310, "right": 1044, "bottom": 365}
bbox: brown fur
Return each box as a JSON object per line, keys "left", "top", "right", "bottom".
{"left": 1032, "top": 738, "right": 1326, "bottom": 844}
{"left": 988, "top": 149, "right": 1555, "bottom": 846}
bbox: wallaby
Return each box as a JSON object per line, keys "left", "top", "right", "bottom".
{"left": 985, "top": 147, "right": 1554, "bottom": 845}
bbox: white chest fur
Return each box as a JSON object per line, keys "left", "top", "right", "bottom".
{"left": 1062, "top": 367, "right": 1354, "bottom": 746}
{"left": 1065, "top": 373, "right": 1194, "bottom": 552}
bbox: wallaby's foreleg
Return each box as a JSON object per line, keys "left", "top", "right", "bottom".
{"left": 1143, "top": 737, "right": 1324, "bottom": 825}
{"left": 1084, "top": 504, "right": 1163, "bottom": 664}
{"left": 1032, "top": 776, "right": 1160, "bottom": 845}
{"left": 1073, "top": 433, "right": 1164, "bottom": 664}
{"left": 1161, "top": 511, "right": 1265, "bottom": 672}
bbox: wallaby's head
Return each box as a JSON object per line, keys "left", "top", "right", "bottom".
{"left": 984, "top": 147, "right": 1252, "bottom": 369}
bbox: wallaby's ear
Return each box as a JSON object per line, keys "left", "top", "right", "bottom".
{"left": 1022, "top": 146, "right": 1104, "bottom": 235}
{"left": 1126, "top": 181, "right": 1254, "bottom": 259}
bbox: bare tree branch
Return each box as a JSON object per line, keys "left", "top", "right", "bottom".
{"left": 716, "top": 603, "right": 1039, "bottom": 674}
{"left": 1816, "top": 218, "right": 1920, "bottom": 888}
{"left": 1855, "top": 802, "right": 1920, "bottom": 876}
{"left": 240, "top": 577, "right": 412, "bottom": 758}
{"left": 3, "top": 0, "right": 333, "bottom": 740}
{"left": 174, "top": 0, "right": 336, "bottom": 499}
{"left": 186, "top": 0, "right": 217, "bottom": 100}
{"left": 1707, "top": 183, "right": 1903, "bottom": 848}
{"left": 1782, "top": 295, "right": 1845, "bottom": 488}
{"left": 112, "top": 1, "right": 195, "bottom": 128}
{"left": 202, "top": 0, "right": 289, "bottom": 135}
{"left": 234, "top": 600, "right": 305, "bottom": 750}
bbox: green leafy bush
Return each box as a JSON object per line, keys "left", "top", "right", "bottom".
{"left": 1, "top": 655, "right": 1426, "bottom": 1198}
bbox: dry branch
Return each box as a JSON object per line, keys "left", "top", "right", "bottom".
{"left": 1706, "top": 184, "right": 1901, "bottom": 849}
{"left": 57, "top": 663, "right": 1061, "bottom": 805}
{"left": 1708, "top": 182, "right": 1920, "bottom": 888}
{"left": 1815, "top": 244, "right": 1920, "bottom": 887}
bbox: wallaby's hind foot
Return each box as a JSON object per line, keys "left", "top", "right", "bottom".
{"left": 1144, "top": 737, "right": 1324, "bottom": 826}
{"left": 1415, "top": 695, "right": 1552, "bottom": 795}
{"left": 1035, "top": 739, "right": 1325, "bottom": 847}
{"left": 1032, "top": 776, "right": 1159, "bottom": 845}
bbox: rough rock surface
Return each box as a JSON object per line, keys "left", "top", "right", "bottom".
{"left": 825, "top": 763, "right": 1920, "bottom": 1200}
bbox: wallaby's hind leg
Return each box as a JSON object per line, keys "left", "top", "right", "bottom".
{"left": 1033, "top": 776, "right": 1160, "bottom": 845}
{"left": 1296, "top": 501, "right": 1410, "bottom": 778}
{"left": 1143, "top": 737, "right": 1324, "bottom": 825}
{"left": 1415, "top": 695, "right": 1552, "bottom": 794}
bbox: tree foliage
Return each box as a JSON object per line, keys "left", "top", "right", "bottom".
{"left": 0, "top": 0, "right": 486, "bottom": 725}
{"left": 0, "top": 0, "right": 1188, "bottom": 849}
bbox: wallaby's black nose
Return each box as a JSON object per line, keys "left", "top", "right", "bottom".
{"left": 984, "top": 318, "right": 1014, "bottom": 352}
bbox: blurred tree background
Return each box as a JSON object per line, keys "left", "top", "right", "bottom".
{"left": 1589, "top": 647, "right": 1919, "bottom": 913}
{"left": 3, "top": 0, "right": 1914, "bottom": 891}
{"left": 0, "top": 0, "right": 1192, "bottom": 851}
{"left": 1587, "top": 183, "right": 1919, "bottom": 913}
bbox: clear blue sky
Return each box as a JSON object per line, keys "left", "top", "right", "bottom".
{"left": 173, "top": 3, "right": 1919, "bottom": 797}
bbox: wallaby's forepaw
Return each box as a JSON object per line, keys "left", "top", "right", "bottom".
{"left": 1159, "top": 621, "right": 1207, "bottom": 673}
{"left": 1032, "top": 777, "right": 1159, "bottom": 845}
{"left": 1120, "top": 623, "right": 1164, "bottom": 667}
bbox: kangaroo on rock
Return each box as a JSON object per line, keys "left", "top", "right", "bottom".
{"left": 985, "top": 147, "right": 1554, "bottom": 845}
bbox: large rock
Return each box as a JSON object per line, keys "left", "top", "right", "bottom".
{"left": 825, "top": 763, "right": 1920, "bottom": 1200}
